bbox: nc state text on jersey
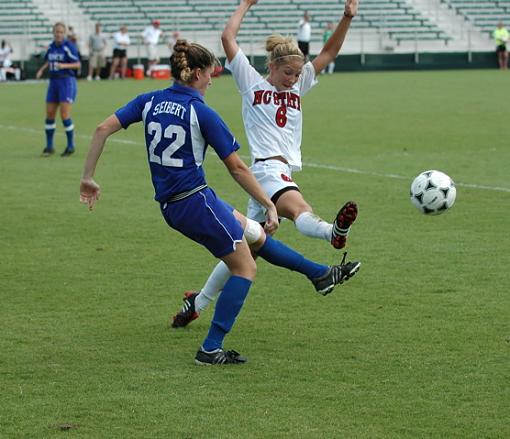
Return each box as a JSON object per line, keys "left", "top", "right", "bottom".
{"left": 252, "top": 90, "right": 301, "bottom": 110}
{"left": 153, "top": 101, "right": 187, "bottom": 119}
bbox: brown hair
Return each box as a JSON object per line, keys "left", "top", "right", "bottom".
{"left": 265, "top": 34, "right": 304, "bottom": 67}
{"left": 53, "top": 22, "right": 66, "bottom": 32}
{"left": 170, "top": 39, "right": 218, "bottom": 83}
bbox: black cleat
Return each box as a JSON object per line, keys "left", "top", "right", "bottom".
{"left": 331, "top": 201, "right": 358, "bottom": 249}
{"left": 195, "top": 348, "right": 247, "bottom": 366}
{"left": 41, "top": 148, "right": 55, "bottom": 157}
{"left": 171, "top": 291, "right": 199, "bottom": 328}
{"left": 60, "top": 148, "right": 75, "bottom": 157}
{"left": 312, "top": 252, "right": 361, "bottom": 296}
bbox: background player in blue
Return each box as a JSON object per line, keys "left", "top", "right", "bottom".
{"left": 36, "top": 22, "right": 80, "bottom": 157}
{"left": 79, "top": 39, "right": 360, "bottom": 365}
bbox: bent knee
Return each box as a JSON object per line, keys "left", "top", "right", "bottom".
{"left": 244, "top": 218, "right": 265, "bottom": 247}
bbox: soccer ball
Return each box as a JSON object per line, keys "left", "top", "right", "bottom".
{"left": 410, "top": 170, "right": 456, "bottom": 215}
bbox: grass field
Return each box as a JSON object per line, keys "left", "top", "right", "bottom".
{"left": 1, "top": 70, "right": 509, "bottom": 438}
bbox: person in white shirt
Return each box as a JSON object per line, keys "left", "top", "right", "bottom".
{"left": 142, "top": 19, "right": 163, "bottom": 75}
{"left": 171, "top": 0, "right": 360, "bottom": 328}
{"left": 109, "top": 25, "right": 130, "bottom": 79}
{"left": 0, "top": 40, "right": 21, "bottom": 81}
{"left": 297, "top": 11, "right": 312, "bottom": 60}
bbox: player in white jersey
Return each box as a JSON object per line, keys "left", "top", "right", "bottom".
{"left": 171, "top": 0, "right": 361, "bottom": 328}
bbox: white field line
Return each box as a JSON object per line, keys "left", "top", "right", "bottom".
{"left": 2, "top": 123, "right": 509, "bottom": 194}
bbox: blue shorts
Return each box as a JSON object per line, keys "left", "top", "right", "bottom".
{"left": 46, "top": 77, "right": 77, "bottom": 103}
{"left": 160, "top": 187, "right": 244, "bottom": 258}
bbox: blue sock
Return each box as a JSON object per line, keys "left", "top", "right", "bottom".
{"left": 45, "top": 119, "right": 56, "bottom": 149}
{"left": 62, "top": 118, "right": 74, "bottom": 150}
{"left": 202, "top": 275, "right": 252, "bottom": 352}
{"left": 256, "top": 235, "right": 328, "bottom": 280}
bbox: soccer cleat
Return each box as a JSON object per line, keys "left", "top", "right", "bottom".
{"left": 195, "top": 348, "right": 247, "bottom": 366}
{"left": 41, "top": 147, "right": 55, "bottom": 157}
{"left": 60, "top": 148, "right": 75, "bottom": 157}
{"left": 171, "top": 291, "right": 199, "bottom": 328}
{"left": 312, "top": 252, "right": 361, "bottom": 296}
{"left": 331, "top": 201, "right": 358, "bottom": 249}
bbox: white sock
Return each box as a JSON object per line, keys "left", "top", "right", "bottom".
{"left": 194, "top": 261, "right": 230, "bottom": 313}
{"left": 295, "top": 212, "right": 332, "bottom": 241}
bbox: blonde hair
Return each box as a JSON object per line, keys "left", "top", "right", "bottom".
{"left": 265, "top": 34, "right": 305, "bottom": 66}
{"left": 170, "top": 39, "right": 218, "bottom": 83}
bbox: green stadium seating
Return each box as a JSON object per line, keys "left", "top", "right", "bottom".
{"left": 0, "top": 0, "right": 453, "bottom": 49}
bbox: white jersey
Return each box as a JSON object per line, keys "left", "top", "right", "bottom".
{"left": 113, "top": 31, "right": 130, "bottom": 49}
{"left": 225, "top": 49, "right": 317, "bottom": 171}
{"left": 142, "top": 26, "right": 161, "bottom": 45}
{"left": 297, "top": 20, "right": 311, "bottom": 42}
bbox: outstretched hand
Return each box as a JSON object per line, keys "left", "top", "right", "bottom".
{"left": 344, "top": 0, "right": 359, "bottom": 17}
{"left": 243, "top": 0, "right": 258, "bottom": 7}
{"left": 80, "top": 178, "right": 101, "bottom": 211}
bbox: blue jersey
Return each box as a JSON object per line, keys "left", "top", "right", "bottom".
{"left": 115, "top": 83, "right": 240, "bottom": 203}
{"left": 44, "top": 40, "right": 80, "bottom": 78}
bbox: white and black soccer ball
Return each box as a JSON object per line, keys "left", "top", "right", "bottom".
{"left": 410, "top": 170, "right": 456, "bottom": 215}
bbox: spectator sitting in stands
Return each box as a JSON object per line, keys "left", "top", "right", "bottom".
{"left": 0, "top": 40, "right": 21, "bottom": 81}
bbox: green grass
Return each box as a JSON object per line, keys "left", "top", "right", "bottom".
{"left": 1, "top": 70, "right": 509, "bottom": 438}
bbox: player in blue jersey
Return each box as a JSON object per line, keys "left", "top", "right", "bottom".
{"left": 79, "top": 39, "right": 360, "bottom": 365}
{"left": 36, "top": 22, "right": 80, "bottom": 157}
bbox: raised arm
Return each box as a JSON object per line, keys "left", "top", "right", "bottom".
{"left": 221, "top": 0, "right": 258, "bottom": 62}
{"left": 311, "top": 0, "right": 359, "bottom": 75}
{"left": 80, "top": 114, "right": 122, "bottom": 210}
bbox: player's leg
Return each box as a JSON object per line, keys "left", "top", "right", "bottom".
{"left": 164, "top": 189, "right": 256, "bottom": 364}
{"left": 275, "top": 189, "right": 333, "bottom": 241}
{"left": 42, "top": 100, "right": 58, "bottom": 156}
{"left": 195, "top": 239, "right": 255, "bottom": 365}
{"left": 252, "top": 160, "right": 357, "bottom": 249}
{"left": 172, "top": 210, "right": 361, "bottom": 327}
{"left": 230, "top": 213, "right": 361, "bottom": 296}
{"left": 59, "top": 78, "right": 77, "bottom": 156}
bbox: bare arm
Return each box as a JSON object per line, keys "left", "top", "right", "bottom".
{"left": 221, "top": 0, "right": 258, "bottom": 62}
{"left": 222, "top": 152, "right": 279, "bottom": 235}
{"left": 56, "top": 61, "right": 81, "bottom": 70}
{"left": 311, "top": 0, "right": 359, "bottom": 75}
{"left": 80, "top": 114, "right": 123, "bottom": 210}
{"left": 35, "top": 62, "right": 48, "bottom": 79}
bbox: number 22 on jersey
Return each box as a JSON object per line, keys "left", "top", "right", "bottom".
{"left": 147, "top": 121, "right": 186, "bottom": 167}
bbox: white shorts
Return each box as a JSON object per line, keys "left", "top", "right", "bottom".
{"left": 146, "top": 44, "right": 159, "bottom": 62}
{"left": 246, "top": 159, "right": 299, "bottom": 222}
